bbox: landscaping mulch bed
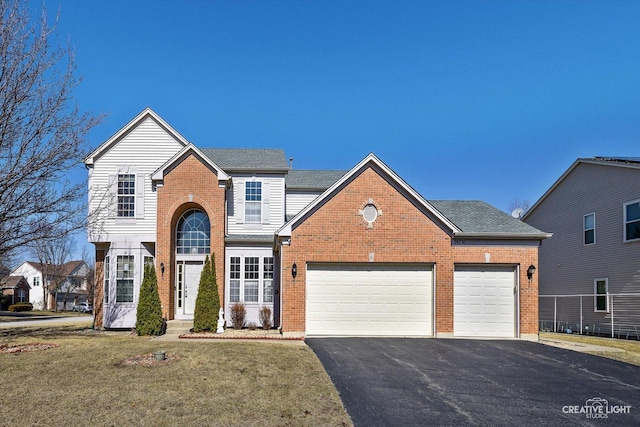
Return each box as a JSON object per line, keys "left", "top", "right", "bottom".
{"left": 0, "top": 342, "right": 59, "bottom": 353}
{"left": 179, "top": 329, "right": 304, "bottom": 340}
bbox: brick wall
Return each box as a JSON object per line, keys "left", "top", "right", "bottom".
{"left": 156, "top": 154, "right": 226, "bottom": 320}
{"left": 93, "top": 248, "right": 105, "bottom": 328}
{"left": 280, "top": 165, "right": 539, "bottom": 337}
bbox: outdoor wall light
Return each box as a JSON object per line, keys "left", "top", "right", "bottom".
{"left": 527, "top": 265, "right": 536, "bottom": 280}
{"left": 292, "top": 263, "right": 297, "bottom": 279}
{"left": 160, "top": 262, "right": 165, "bottom": 277}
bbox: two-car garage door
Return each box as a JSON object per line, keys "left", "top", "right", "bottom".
{"left": 306, "top": 264, "right": 433, "bottom": 336}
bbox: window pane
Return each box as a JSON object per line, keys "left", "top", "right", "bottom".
{"left": 584, "top": 229, "right": 595, "bottom": 245}
{"left": 595, "top": 280, "right": 607, "bottom": 311}
{"left": 117, "top": 174, "right": 135, "bottom": 217}
{"left": 230, "top": 280, "right": 240, "bottom": 303}
{"left": 245, "top": 182, "right": 262, "bottom": 223}
{"left": 244, "top": 280, "right": 259, "bottom": 302}
{"left": 627, "top": 202, "right": 640, "bottom": 222}
{"left": 104, "top": 256, "right": 110, "bottom": 304}
{"left": 245, "top": 257, "right": 259, "bottom": 280}
{"left": 263, "top": 280, "right": 273, "bottom": 303}
{"left": 230, "top": 257, "right": 240, "bottom": 279}
{"left": 176, "top": 209, "right": 210, "bottom": 254}
{"left": 116, "top": 255, "right": 134, "bottom": 303}
{"left": 626, "top": 221, "right": 640, "bottom": 241}
{"left": 584, "top": 214, "right": 594, "bottom": 230}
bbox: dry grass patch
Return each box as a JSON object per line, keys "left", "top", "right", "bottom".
{"left": 541, "top": 332, "right": 640, "bottom": 366}
{"left": 0, "top": 326, "right": 352, "bottom": 426}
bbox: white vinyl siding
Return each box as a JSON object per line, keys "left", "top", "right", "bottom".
{"left": 88, "top": 117, "right": 184, "bottom": 241}
{"left": 286, "top": 192, "right": 321, "bottom": 219}
{"left": 306, "top": 263, "right": 434, "bottom": 336}
{"left": 228, "top": 176, "right": 285, "bottom": 234}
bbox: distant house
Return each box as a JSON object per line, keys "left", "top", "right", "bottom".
{"left": 524, "top": 157, "right": 640, "bottom": 335}
{"left": 10, "top": 261, "right": 92, "bottom": 310}
{"left": 84, "top": 108, "right": 550, "bottom": 339}
{"left": 0, "top": 276, "right": 30, "bottom": 308}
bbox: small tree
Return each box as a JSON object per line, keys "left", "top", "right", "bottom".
{"left": 135, "top": 264, "right": 163, "bottom": 336}
{"left": 193, "top": 253, "right": 220, "bottom": 332}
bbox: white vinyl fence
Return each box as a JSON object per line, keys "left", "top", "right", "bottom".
{"left": 539, "top": 293, "right": 640, "bottom": 339}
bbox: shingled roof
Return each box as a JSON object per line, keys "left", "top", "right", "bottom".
{"left": 429, "top": 200, "right": 550, "bottom": 237}
{"left": 285, "top": 170, "right": 347, "bottom": 191}
{"left": 201, "top": 148, "right": 289, "bottom": 172}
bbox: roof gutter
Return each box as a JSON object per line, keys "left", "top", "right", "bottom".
{"left": 453, "top": 232, "right": 553, "bottom": 240}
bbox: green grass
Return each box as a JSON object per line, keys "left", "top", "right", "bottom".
{"left": 541, "top": 332, "right": 640, "bottom": 366}
{"left": 0, "top": 326, "right": 352, "bottom": 426}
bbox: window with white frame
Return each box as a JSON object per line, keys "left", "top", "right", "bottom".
{"left": 104, "top": 256, "right": 110, "bottom": 304}
{"left": 33, "top": 276, "right": 40, "bottom": 287}
{"left": 116, "top": 255, "right": 134, "bottom": 303}
{"left": 18, "top": 288, "right": 26, "bottom": 302}
{"left": 176, "top": 209, "right": 210, "bottom": 254}
{"left": 244, "top": 257, "right": 260, "bottom": 302}
{"left": 584, "top": 213, "right": 595, "bottom": 245}
{"left": 229, "top": 255, "right": 274, "bottom": 304}
{"left": 263, "top": 257, "right": 274, "bottom": 303}
{"left": 230, "top": 257, "right": 241, "bottom": 303}
{"left": 245, "top": 181, "right": 262, "bottom": 223}
{"left": 117, "top": 174, "right": 136, "bottom": 217}
{"left": 594, "top": 278, "right": 608, "bottom": 312}
{"left": 624, "top": 200, "right": 640, "bottom": 242}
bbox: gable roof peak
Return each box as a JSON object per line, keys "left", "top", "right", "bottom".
{"left": 84, "top": 107, "right": 190, "bottom": 165}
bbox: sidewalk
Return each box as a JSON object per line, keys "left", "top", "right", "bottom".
{"left": 539, "top": 336, "right": 624, "bottom": 353}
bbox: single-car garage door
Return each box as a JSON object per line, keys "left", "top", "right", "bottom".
{"left": 306, "top": 263, "right": 433, "bottom": 336}
{"left": 454, "top": 266, "right": 517, "bottom": 338}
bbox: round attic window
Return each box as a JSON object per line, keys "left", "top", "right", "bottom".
{"left": 362, "top": 204, "right": 378, "bottom": 223}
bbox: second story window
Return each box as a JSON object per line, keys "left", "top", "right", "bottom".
{"left": 583, "top": 213, "right": 595, "bottom": 245}
{"left": 245, "top": 181, "right": 262, "bottom": 223}
{"left": 117, "top": 174, "right": 136, "bottom": 217}
{"left": 624, "top": 200, "right": 640, "bottom": 242}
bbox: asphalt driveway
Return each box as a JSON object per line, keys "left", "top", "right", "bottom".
{"left": 306, "top": 338, "right": 640, "bottom": 426}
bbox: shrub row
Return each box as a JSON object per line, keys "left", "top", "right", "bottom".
{"left": 8, "top": 302, "right": 33, "bottom": 312}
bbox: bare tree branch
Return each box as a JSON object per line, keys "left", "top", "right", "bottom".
{"left": 0, "top": 0, "right": 103, "bottom": 259}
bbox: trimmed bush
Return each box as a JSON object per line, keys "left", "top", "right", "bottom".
{"left": 259, "top": 306, "right": 272, "bottom": 330}
{"left": 136, "top": 264, "right": 164, "bottom": 336}
{"left": 230, "top": 302, "right": 246, "bottom": 329}
{"left": 193, "top": 253, "right": 221, "bottom": 332}
{"left": 8, "top": 302, "right": 33, "bottom": 312}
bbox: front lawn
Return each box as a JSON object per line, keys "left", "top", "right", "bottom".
{"left": 540, "top": 331, "right": 640, "bottom": 366}
{"left": 0, "top": 326, "right": 352, "bottom": 426}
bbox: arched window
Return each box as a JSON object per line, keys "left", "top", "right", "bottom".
{"left": 176, "top": 209, "right": 210, "bottom": 254}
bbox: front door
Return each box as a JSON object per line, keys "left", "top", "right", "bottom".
{"left": 176, "top": 260, "right": 204, "bottom": 319}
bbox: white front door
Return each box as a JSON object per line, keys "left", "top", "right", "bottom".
{"left": 176, "top": 260, "right": 204, "bottom": 319}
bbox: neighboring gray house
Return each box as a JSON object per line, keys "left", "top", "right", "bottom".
{"left": 524, "top": 157, "right": 640, "bottom": 336}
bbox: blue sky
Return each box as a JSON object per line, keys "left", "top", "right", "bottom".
{"left": 42, "top": 0, "right": 640, "bottom": 218}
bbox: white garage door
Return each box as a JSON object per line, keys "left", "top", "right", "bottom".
{"left": 306, "top": 263, "right": 433, "bottom": 336}
{"left": 454, "top": 266, "right": 517, "bottom": 338}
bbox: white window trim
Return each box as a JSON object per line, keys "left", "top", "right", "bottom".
{"left": 583, "top": 212, "right": 595, "bottom": 245}
{"left": 227, "top": 254, "right": 274, "bottom": 305}
{"left": 236, "top": 178, "right": 270, "bottom": 226}
{"left": 104, "top": 256, "right": 110, "bottom": 305}
{"left": 594, "top": 278, "right": 609, "bottom": 313}
{"left": 623, "top": 198, "right": 640, "bottom": 243}
{"left": 115, "top": 254, "right": 135, "bottom": 304}
{"left": 109, "top": 166, "right": 144, "bottom": 221}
